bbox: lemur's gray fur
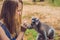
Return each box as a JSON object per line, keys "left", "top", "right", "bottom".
{"left": 27, "top": 17, "right": 55, "bottom": 40}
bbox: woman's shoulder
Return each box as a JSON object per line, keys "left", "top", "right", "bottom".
{"left": 0, "top": 26, "right": 10, "bottom": 40}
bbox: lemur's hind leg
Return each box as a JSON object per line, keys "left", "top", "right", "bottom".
{"left": 36, "top": 34, "right": 43, "bottom": 40}
{"left": 48, "top": 29, "right": 55, "bottom": 40}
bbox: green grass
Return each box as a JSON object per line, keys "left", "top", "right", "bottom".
{"left": 54, "top": 0, "right": 60, "bottom": 6}
{"left": 48, "top": 0, "right": 60, "bottom": 6}
{"left": 54, "top": 33, "right": 60, "bottom": 40}
{"left": 25, "top": 29, "right": 38, "bottom": 40}
{"left": 25, "top": 29, "right": 60, "bottom": 40}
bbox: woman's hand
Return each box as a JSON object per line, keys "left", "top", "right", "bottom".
{"left": 16, "top": 23, "right": 28, "bottom": 40}
{"left": 21, "top": 23, "right": 28, "bottom": 32}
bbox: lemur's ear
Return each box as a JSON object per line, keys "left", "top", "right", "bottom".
{"left": 36, "top": 18, "right": 39, "bottom": 21}
{"left": 31, "top": 17, "right": 36, "bottom": 23}
{"left": 36, "top": 18, "right": 39, "bottom": 25}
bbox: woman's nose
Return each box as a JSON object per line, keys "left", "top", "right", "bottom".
{"left": 17, "top": 10, "right": 21, "bottom": 15}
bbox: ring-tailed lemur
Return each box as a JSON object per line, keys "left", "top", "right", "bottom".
{"left": 27, "top": 17, "right": 55, "bottom": 40}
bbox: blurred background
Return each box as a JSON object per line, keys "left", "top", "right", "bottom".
{"left": 0, "top": 0, "right": 60, "bottom": 40}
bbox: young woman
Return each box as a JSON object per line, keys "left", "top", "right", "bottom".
{"left": 0, "top": 0, "right": 27, "bottom": 40}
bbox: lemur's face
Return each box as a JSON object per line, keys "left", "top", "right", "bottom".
{"left": 28, "top": 18, "right": 40, "bottom": 29}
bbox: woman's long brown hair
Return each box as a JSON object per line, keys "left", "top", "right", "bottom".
{"left": 0, "top": 0, "right": 23, "bottom": 35}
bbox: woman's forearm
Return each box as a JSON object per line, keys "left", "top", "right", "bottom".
{"left": 16, "top": 32, "right": 25, "bottom": 40}
{"left": 16, "top": 26, "right": 26, "bottom": 40}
